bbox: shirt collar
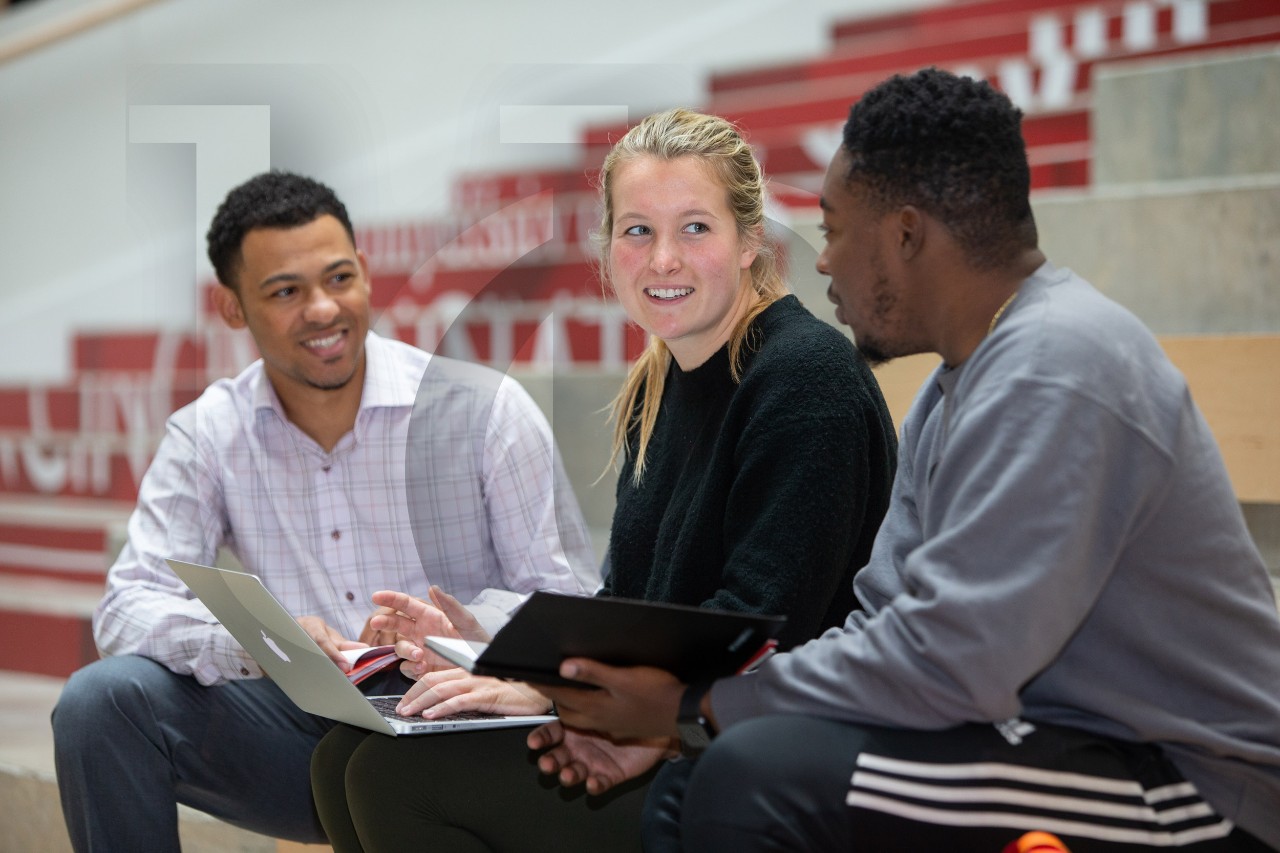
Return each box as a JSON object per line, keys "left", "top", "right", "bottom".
{"left": 357, "top": 331, "right": 420, "bottom": 410}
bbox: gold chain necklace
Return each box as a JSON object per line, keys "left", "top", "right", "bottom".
{"left": 987, "top": 290, "right": 1019, "bottom": 336}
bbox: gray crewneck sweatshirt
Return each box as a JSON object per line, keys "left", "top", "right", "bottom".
{"left": 711, "top": 262, "right": 1280, "bottom": 849}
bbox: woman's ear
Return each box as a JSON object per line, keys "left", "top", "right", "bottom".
{"left": 215, "top": 285, "right": 247, "bottom": 329}
{"left": 739, "top": 223, "right": 764, "bottom": 270}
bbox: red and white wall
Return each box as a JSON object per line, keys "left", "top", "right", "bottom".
{"left": 1, "top": 0, "right": 1276, "bottom": 676}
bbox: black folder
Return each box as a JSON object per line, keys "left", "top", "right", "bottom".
{"left": 426, "top": 591, "right": 785, "bottom": 688}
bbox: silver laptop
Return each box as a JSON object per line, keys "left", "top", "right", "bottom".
{"left": 167, "top": 559, "right": 556, "bottom": 736}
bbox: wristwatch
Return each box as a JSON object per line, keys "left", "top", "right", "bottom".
{"left": 677, "top": 680, "right": 716, "bottom": 758}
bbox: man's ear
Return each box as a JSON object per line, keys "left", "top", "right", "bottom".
{"left": 356, "top": 248, "right": 373, "bottom": 292}
{"left": 215, "top": 285, "right": 247, "bottom": 329}
{"left": 895, "top": 205, "right": 926, "bottom": 262}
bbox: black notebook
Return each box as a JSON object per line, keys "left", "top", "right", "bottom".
{"left": 426, "top": 591, "right": 785, "bottom": 688}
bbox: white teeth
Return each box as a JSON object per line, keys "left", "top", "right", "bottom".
{"left": 304, "top": 332, "right": 342, "bottom": 349}
{"left": 646, "top": 288, "right": 693, "bottom": 300}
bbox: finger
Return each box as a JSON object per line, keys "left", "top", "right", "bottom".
{"left": 398, "top": 659, "right": 428, "bottom": 682}
{"left": 429, "top": 586, "right": 487, "bottom": 641}
{"left": 363, "top": 607, "right": 396, "bottom": 640}
{"left": 528, "top": 720, "right": 564, "bottom": 751}
{"left": 371, "top": 590, "right": 456, "bottom": 639}
{"left": 398, "top": 675, "right": 467, "bottom": 716}
{"left": 536, "top": 684, "right": 581, "bottom": 709}
{"left": 371, "top": 611, "right": 423, "bottom": 643}
{"left": 428, "top": 645, "right": 471, "bottom": 673}
{"left": 296, "top": 617, "right": 353, "bottom": 667}
{"left": 419, "top": 693, "right": 486, "bottom": 719}
{"left": 414, "top": 609, "right": 458, "bottom": 641}
{"left": 418, "top": 668, "right": 468, "bottom": 688}
{"left": 557, "top": 657, "right": 617, "bottom": 688}
{"left": 536, "top": 750, "right": 564, "bottom": 776}
{"left": 395, "top": 637, "right": 423, "bottom": 662}
{"left": 311, "top": 630, "right": 350, "bottom": 671}
{"left": 585, "top": 774, "right": 614, "bottom": 796}
{"left": 534, "top": 745, "right": 579, "bottom": 781}
{"left": 552, "top": 706, "right": 592, "bottom": 730}
{"left": 535, "top": 684, "right": 601, "bottom": 720}
{"left": 395, "top": 680, "right": 441, "bottom": 716}
{"left": 370, "top": 590, "right": 424, "bottom": 618}
{"left": 358, "top": 606, "right": 396, "bottom": 645}
{"left": 558, "top": 762, "right": 588, "bottom": 788}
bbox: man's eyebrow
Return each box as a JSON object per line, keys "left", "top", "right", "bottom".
{"left": 258, "top": 271, "right": 301, "bottom": 290}
{"left": 321, "top": 258, "right": 357, "bottom": 274}
{"left": 257, "top": 258, "right": 355, "bottom": 290}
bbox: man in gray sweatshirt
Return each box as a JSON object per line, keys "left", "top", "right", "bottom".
{"left": 531, "top": 68, "right": 1280, "bottom": 852}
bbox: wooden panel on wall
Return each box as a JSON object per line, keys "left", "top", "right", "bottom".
{"left": 1162, "top": 335, "right": 1280, "bottom": 504}
{"left": 870, "top": 353, "right": 939, "bottom": 431}
{"left": 868, "top": 337, "right": 1280, "bottom": 504}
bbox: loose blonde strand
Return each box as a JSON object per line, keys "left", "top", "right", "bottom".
{"left": 605, "top": 340, "right": 670, "bottom": 483}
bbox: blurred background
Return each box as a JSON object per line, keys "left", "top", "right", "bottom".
{"left": 0, "top": 0, "right": 1276, "bottom": 848}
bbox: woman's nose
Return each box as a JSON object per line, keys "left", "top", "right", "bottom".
{"left": 649, "top": 234, "right": 681, "bottom": 275}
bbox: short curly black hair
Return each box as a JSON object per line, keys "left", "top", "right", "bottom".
{"left": 206, "top": 171, "right": 355, "bottom": 289}
{"left": 841, "top": 67, "right": 1037, "bottom": 269}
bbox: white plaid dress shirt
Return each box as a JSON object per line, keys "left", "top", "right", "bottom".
{"left": 94, "top": 332, "right": 597, "bottom": 685}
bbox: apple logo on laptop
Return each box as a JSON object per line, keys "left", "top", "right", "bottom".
{"left": 261, "top": 629, "right": 291, "bottom": 663}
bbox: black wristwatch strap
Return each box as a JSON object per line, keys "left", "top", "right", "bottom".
{"left": 677, "top": 680, "right": 716, "bottom": 757}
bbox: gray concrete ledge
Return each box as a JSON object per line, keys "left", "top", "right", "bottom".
{"left": 1033, "top": 177, "right": 1280, "bottom": 334}
{"left": 1094, "top": 47, "right": 1280, "bottom": 184}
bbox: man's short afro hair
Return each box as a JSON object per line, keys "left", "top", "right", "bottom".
{"left": 206, "top": 170, "right": 355, "bottom": 289}
{"left": 841, "top": 67, "right": 1037, "bottom": 269}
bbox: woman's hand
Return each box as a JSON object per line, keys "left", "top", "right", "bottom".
{"left": 395, "top": 669, "right": 552, "bottom": 718}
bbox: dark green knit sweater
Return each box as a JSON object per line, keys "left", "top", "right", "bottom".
{"left": 603, "top": 295, "right": 897, "bottom": 650}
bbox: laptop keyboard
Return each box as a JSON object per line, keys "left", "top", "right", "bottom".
{"left": 368, "top": 696, "right": 503, "bottom": 723}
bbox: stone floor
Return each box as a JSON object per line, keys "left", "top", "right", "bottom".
{"left": 0, "top": 670, "right": 328, "bottom": 853}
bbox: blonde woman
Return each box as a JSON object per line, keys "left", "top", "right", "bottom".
{"left": 311, "top": 108, "right": 897, "bottom": 852}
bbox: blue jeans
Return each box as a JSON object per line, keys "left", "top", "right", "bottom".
{"left": 52, "top": 654, "right": 336, "bottom": 852}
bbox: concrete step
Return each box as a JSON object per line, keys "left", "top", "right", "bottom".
{"left": 0, "top": 522, "right": 109, "bottom": 586}
{"left": 0, "top": 670, "right": 329, "bottom": 852}
{"left": 0, "top": 500, "right": 118, "bottom": 588}
{"left": 827, "top": 0, "right": 1275, "bottom": 53}
{"left": 720, "top": 0, "right": 1273, "bottom": 94}
{"left": 1093, "top": 46, "right": 1280, "bottom": 184}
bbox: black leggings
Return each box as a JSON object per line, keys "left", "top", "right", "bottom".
{"left": 311, "top": 724, "right": 654, "bottom": 853}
